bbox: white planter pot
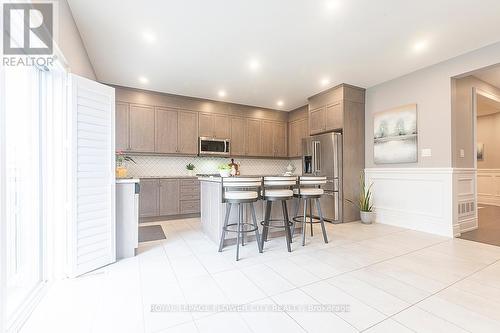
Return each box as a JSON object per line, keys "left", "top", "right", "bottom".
{"left": 360, "top": 211, "right": 374, "bottom": 224}
{"left": 187, "top": 170, "right": 195, "bottom": 177}
{"left": 219, "top": 170, "right": 231, "bottom": 177}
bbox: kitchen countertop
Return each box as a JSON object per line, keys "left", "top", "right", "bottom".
{"left": 116, "top": 178, "right": 140, "bottom": 184}
{"left": 137, "top": 176, "right": 198, "bottom": 179}
{"left": 198, "top": 174, "right": 299, "bottom": 182}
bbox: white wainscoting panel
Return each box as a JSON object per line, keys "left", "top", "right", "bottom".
{"left": 453, "top": 169, "right": 477, "bottom": 235}
{"left": 365, "top": 168, "right": 454, "bottom": 237}
{"left": 477, "top": 169, "right": 500, "bottom": 206}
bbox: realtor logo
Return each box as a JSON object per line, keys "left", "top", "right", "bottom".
{"left": 3, "top": 3, "right": 53, "bottom": 55}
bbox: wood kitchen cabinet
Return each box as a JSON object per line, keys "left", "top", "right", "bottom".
{"left": 246, "top": 118, "right": 262, "bottom": 156}
{"left": 259, "top": 120, "right": 287, "bottom": 157}
{"left": 309, "top": 106, "right": 326, "bottom": 135}
{"left": 177, "top": 111, "right": 198, "bottom": 154}
{"left": 155, "top": 108, "right": 198, "bottom": 155}
{"left": 139, "top": 179, "right": 159, "bottom": 218}
{"left": 308, "top": 84, "right": 364, "bottom": 135}
{"left": 230, "top": 117, "right": 246, "bottom": 155}
{"left": 159, "top": 179, "right": 179, "bottom": 216}
{"left": 199, "top": 113, "right": 230, "bottom": 138}
{"left": 139, "top": 178, "right": 200, "bottom": 221}
{"left": 260, "top": 121, "right": 274, "bottom": 157}
{"left": 273, "top": 122, "right": 287, "bottom": 157}
{"left": 129, "top": 104, "right": 155, "bottom": 152}
{"left": 155, "top": 107, "right": 178, "bottom": 153}
{"left": 115, "top": 102, "right": 129, "bottom": 151}
{"left": 288, "top": 117, "right": 308, "bottom": 157}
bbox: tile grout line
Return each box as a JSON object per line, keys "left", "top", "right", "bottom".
{"left": 359, "top": 258, "right": 500, "bottom": 333}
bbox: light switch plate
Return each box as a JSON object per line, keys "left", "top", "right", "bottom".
{"left": 421, "top": 148, "right": 432, "bottom": 157}
{"left": 460, "top": 149, "right": 465, "bottom": 158}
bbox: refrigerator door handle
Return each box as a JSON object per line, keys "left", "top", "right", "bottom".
{"left": 315, "top": 141, "right": 321, "bottom": 174}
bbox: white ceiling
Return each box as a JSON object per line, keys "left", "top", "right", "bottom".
{"left": 68, "top": 0, "right": 500, "bottom": 110}
{"left": 477, "top": 94, "right": 500, "bottom": 117}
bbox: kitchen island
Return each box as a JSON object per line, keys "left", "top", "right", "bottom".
{"left": 199, "top": 176, "right": 302, "bottom": 244}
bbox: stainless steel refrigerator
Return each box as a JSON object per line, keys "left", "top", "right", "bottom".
{"left": 302, "top": 132, "right": 343, "bottom": 223}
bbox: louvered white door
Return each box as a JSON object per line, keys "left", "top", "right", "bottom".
{"left": 68, "top": 74, "right": 115, "bottom": 277}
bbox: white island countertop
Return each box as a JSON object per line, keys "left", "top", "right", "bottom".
{"left": 116, "top": 178, "right": 140, "bottom": 184}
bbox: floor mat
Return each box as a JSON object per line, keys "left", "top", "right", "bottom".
{"left": 139, "top": 225, "right": 166, "bottom": 242}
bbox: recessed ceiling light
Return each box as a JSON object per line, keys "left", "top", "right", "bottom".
{"left": 248, "top": 59, "right": 260, "bottom": 71}
{"left": 413, "top": 40, "right": 428, "bottom": 52}
{"left": 325, "top": 1, "right": 341, "bottom": 11}
{"left": 138, "top": 76, "right": 149, "bottom": 84}
{"left": 142, "top": 31, "right": 156, "bottom": 43}
{"left": 276, "top": 100, "right": 284, "bottom": 107}
{"left": 321, "top": 77, "right": 330, "bottom": 86}
{"left": 218, "top": 90, "right": 227, "bottom": 98}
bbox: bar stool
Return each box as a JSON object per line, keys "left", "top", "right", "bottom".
{"left": 260, "top": 176, "right": 297, "bottom": 252}
{"left": 218, "top": 177, "right": 263, "bottom": 261}
{"left": 292, "top": 176, "right": 329, "bottom": 246}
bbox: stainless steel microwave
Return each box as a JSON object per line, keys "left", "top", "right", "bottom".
{"left": 198, "top": 137, "right": 230, "bottom": 156}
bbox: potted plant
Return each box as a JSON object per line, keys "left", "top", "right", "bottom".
{"left": 218, "top": 164, "right": 231, "bottom": 177}
{"left": 115, "top": 151, "right": 136, "bottom": 178}
{"left": 186, "top": 163, "right": 195, "bottom": 177}
{"left": 347, "top": 172, "right": 374, "bottom": 224}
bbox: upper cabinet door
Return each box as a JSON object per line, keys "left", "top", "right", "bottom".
{"left": 273, "top": 122, "right": 287, "bottom": 157}
{"left": 198, "top": 113, "right": 214, "bottom": 137}
{"left": 246, "top": 119, "right": 261, "bottom": 156}
{"left": 214, "top": 115, "right": 230, "bottom": 139}
{"left": 178, "top": 111, "right": 198, "bottom": 154}
{"left": 309, "top": 106, "right": 326, "bottom": 135}
{"left": 326, "top": 102, "right": 343, "bottom": 131}
{"left": 260, "top": 121, "right": 274, "bottom": 157}
{"left": 129, "top": 104, "right": 155, "bottom": 152}
{"left": 155, "top": 107, "right": 178, "bottom": 153}
{"left": 115, "top": 102, "right": 129, "bottom": 151}
{"left": 230, "top": 117, "right": 246, "bottom": 155}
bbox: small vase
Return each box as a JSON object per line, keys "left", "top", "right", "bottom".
{"left": 187, "top": 170, "right": 195, "bottom": 177}
{"left": 116, "top": 166, "right": 128, "bottom": 178}
{"left": 219, "top": 170, "right": 231, "bottom": 177}
{"left": 360, "top": 211, "right": 374, "bottom": 224}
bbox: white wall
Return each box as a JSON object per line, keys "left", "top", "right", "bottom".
{"left": 365, "top": 41, "right": 500, "bottom": 236}
{"left": 56, "top": 0, "right": 96, "bottom": 80}
{"left": 366, "top": 42, "right": 500, "bottom": 169}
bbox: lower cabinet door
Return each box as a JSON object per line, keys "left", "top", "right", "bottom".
{"left": 139, "top": 179, "right": 159, "bottom": 218}
{"left": 159, "top": 179, "right": 180, "bottom": 215}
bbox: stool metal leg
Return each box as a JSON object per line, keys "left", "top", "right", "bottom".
{"left": 316, "top": 198, "right": 328, "bottom": 243}
{"left": 240, "top": 204, "right": 245, "bottom": 246}
{"left": 302, "top": 199, "right": 307, "bottom": 246}
{"left": 236, "top": 203, "right": 242, "bottom": 261}
{"left": 250, "top": 203, "right": 263, "bottom": 253}
{"left": 218, "top": 203, "right": 231, "bottom": 252}
{"left": 262, "top": 201, "right": 272, "bottom": 244}
{"left": 282, "top": 201, "right": 292, "bottom": 252}
{"left": 291, "top": 198, "right": 300, "bottom": 239}
{"left": 309, "top": 198, "right": 314, "bottom": 237}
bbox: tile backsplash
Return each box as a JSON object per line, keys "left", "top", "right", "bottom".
{"left": 124, "top": 155, "right": 302, "bottom": 177}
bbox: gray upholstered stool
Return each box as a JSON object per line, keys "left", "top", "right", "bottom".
{"left": 218, "top": 177, "right": 263, "bottom": 261}
{"left": 260, "top": 176, "right": 297, "bottom": 252}
{"left": 292, "top": 176, "right": 329, "bottom": 246}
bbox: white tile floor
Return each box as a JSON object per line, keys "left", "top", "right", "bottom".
{"left": 22, "top": 218, "right": 500, "bottom": 333}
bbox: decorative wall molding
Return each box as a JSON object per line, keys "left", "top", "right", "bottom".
{"left": 365, "top": 168, "right": 478, "bottom": 238}
{"left": 477, "top": 169, "right": 500, "bottom": 206}
{"left": 365, "top": 168, "right": 454, "bottom": 237}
